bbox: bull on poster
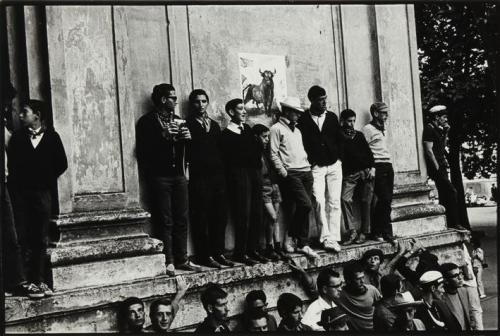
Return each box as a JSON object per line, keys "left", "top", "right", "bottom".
{"left": 239, "top": 52, "right": 287, "bottom": 126}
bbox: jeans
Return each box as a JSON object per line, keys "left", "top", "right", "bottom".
{"left": 226, "top": 167, "right": 263, "bottom": 257}
{"left": 189, "top": 173, "right": 228, "bottom": 258}
{"left": 9, "top": 186, "right": 51, "bottom": 284}
{"left": 279, "top": 170, "right": 313, "bottom": 247}
{"left": 430, "top": 167, "right": 460, "bottom": 228}
{"left": 372, "top": 162, "right": 394, "bottom": 236}
{"left": 2, "top": 183, "right": 26, "bottom": 288}
{"left": 312, "top": 161, "right": 343, "bottom": 242}
{"left": 149, "top": 176, "right": 188, "bottom": 265}
{"left": 341, "top": 169, "right": 374, "bottom": 234}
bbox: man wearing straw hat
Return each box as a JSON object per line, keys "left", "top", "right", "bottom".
{"left": 389, "top": 291, "right": 426, "bottom": 331}
{"left": 317, "top": 307, "right": 350, "bottom": 331}
{"left": 269, "top": 96, "right": 318, "bottom": 259}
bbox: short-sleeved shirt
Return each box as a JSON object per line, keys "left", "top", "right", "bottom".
{"left": 337, "top": 284, "right": 382, "bottom": 331}
{"left": 422, "top": 123, "right": 449, "bottom": 173}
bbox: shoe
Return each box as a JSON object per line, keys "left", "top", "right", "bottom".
{"left": 284, "top": 237, "right": 296, "bottom": 253}
{"left": 166, "top": 263, "right": 176, "bottom": 276}
{"left": 354, "top": 233, "right": 367, "bottom": 244}
{"left": 176, "top": 260, "right": 202, "bottom": 272}
{"left": 5, "top": 291, "right": 13, "bottom": 297}
{"left": 264, "top": 247, "right": 281, "bottom": 261}
{"left": 250, "top": 250, "right": 270, "bottom": 263}
{"left": 296, "top": 245, "right": 319, "bottom": 259}
{"left": 342, "top": 230, "right": 358, "bottom": 246}
{"left": 203, "top": 256, "right": 222, "bottom": 269}
{"left": 373, "top": 235, "right": 385, "bottom": 242}
{"left": 235, "top": 254, "right": 259, "bottom": 266}
{"left": 323, "top": 240, "right": 341, "bottom": 252}
{"left": 13, "top": 282, "right": 45, "bottom": 299}
{"left": 383, "top": 235, "right": 397, "bottom": 245}
{"left": 36, "top": 282, "right": 54, "bottom": 297}
{"left": 453, "top": 225, "right": 468, "bottom": 231}
{"left": 215, "top": 255, "right": 235, "bottom": 267}
{"left": 480, "top": 294, "right": 487, "bottom": 299}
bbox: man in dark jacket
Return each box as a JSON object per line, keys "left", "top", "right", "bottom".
{"left": 8, "top": 99, "right": 67, "bottom": 298}
{"left": 339, "top": 109, "right": 374, "bottom": 245}
{"left": 136, "top": 83, "right": 200, "bottom": 276}
{"left": 185, "top": 89, "right": 233, "bottom": 269}
{"left": 416, "top": 270, "right": 462, "bottom": 331}
{"left": 298, "top": 85, "right": 344, "bottom": 253}
{"left": 422, "top": 105, "right": 465, "bottom": 230}
{"left": 196, "top": 283, "right": 231, "bottom": 332}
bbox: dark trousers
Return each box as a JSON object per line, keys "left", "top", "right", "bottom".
{"left": 372, "top": 163, "right": 394, "bottom": 236}
{"left": 2, "top": 183, "right": 26, "bottom": 289}
{"left": 430, "top": 168, "right": 460, "bottom": 228}
{"left": 279, "top": 170, "right": 313, "bottom": 247}
{"left": 9, "top": 185, "right": 51, "bottom": 284}
{"left": 226, "top": 167, "right": 262, "bottom": 257}
{"left": 189, "top": 172, "right": 228, "bottom": 259}
{"left": 149, "top": 176, "right": 188, "bottom": 265}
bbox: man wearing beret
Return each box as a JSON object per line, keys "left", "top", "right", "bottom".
{"left": 298, "top": 86, "right": 344, "bottom": 253}
{"left": 361, "top": 102, "right": 396, "bottom": 244}
{"left": 415, "top": 270, "right": 461, "bottom": 331}
{"left": 423, "top": 105, "right": 466, "bottom": 230}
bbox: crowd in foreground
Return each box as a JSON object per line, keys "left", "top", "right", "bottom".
{"left": 119, "top": 238, "right": 486, "bottom": 333}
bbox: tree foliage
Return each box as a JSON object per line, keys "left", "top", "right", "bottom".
{"left": 415, "top": 3, "right": 498, "bottom": 180}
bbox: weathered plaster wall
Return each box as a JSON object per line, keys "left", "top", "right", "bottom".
{"left": 188, "top": 5, "right": 344, "bottom": 127}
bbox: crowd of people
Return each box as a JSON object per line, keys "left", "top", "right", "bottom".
{"left": 118, "top": 238, "right": 485, "bottom": 332}
{"left": 2, "top": 78, "right": 480, "bottom": 330}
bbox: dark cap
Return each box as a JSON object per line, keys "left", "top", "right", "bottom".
{"left": 361, "top": 249, "right": 384, "bottom": 264}
{"left": 307, "top": 85, "right": 327, "bottom": 102}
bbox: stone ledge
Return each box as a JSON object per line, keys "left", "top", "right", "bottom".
{"left": 5, "top": 229, "right": 469, "bottom": 325}
{"left": 393, "top": 182, "right": 432, "bottom": 196}
{"left": 48, "top": 236, "right": 163, "bottom": 266}
{"left": 391, "top": 202, "right": 445, "bottom": 221}
{"left": 51, "top": 209, "right": 150, "bottom": 246}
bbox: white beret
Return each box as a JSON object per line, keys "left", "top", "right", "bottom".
{"left": 419, "top": 270, "right": 443, "bottom": 285}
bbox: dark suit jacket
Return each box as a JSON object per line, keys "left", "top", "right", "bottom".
{"left": 443, "top": 287, "right": 471, "bottom": 330}
{"left": 415, "top": 299, "right": 462, "bottom": 331}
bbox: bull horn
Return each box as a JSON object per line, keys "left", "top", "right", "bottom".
{"left": 259, "top": 68, "right": 263, "bottom": 74}
{"left": 273, "top": 68, "right": 276, "bottom": 74}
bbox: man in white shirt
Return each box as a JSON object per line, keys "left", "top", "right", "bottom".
{"left": 361, "top": 102, "right": 396, "bottom": 244}
{"left": 302, "top": 268, "right": 343, "bottom": 330}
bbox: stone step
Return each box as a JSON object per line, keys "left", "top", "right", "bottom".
{"left": 5, "top": 230, "right": 469, "bottom": 333}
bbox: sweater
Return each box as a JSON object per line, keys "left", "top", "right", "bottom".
{"left": 297, "top": 110, "right": 344, "bottom": 166}
{"left": 7, "top": 127, "right": 67, "bottom": 189}
{"left": 362, "top": 123, "right": 391, "bottom": 163}
{"left": 269, "top": 117, "right": 310, "bottom": 176}
{"left": 136, "top": 111, "right": 187, "bottom": 177}
{"left": 342, "top": 130, "right": 374, "bottom": 175}
{"left": 219, "top": 124, "right": 261, "bottom": 170}
{"left": 185, "top": 117, "right": 225, "bottom": 176}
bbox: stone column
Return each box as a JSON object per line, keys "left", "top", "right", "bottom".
{"left": 341, "top": 4, "right": 447, "bottom": 236}
{"left": 42, "top": 6, "right": 167, "bottom": 291}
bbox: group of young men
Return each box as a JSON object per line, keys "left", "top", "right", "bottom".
{"left": 119, "top": 237, "right": 483, "bottom": 332}
{"left": 135, "top": 82, "right": 404, "bottom": 275}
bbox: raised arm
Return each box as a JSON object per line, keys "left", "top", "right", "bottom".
{"left": 171, "top": 275, "right": 190, "bottom": 318}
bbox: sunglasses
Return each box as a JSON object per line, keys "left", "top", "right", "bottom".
{"left": 446, "top": 271, "right": 464, "bottom": 279}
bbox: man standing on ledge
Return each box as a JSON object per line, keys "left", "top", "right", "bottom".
{"left": 422, "top": 105, "right": 466, "bottom": 230}
{"left": 136, "top": 83, "right": 201, "bottom": 276}
{"left": 298, "top": 85, "right": 344, "bottom": 253}
{"left": 361, "top": 102, "right": 396, "bottom": 244}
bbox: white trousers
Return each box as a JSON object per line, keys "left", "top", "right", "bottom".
{"left": 312, "top": 161, "right": 343, "bottom": 242}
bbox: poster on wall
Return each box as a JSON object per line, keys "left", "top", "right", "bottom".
{"left": 239, "top": 52, "right": 287, "bottom": 126}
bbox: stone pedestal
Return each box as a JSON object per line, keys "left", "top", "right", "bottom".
{"left": 48, "top": 209, "right": 165, "bottom": 291}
